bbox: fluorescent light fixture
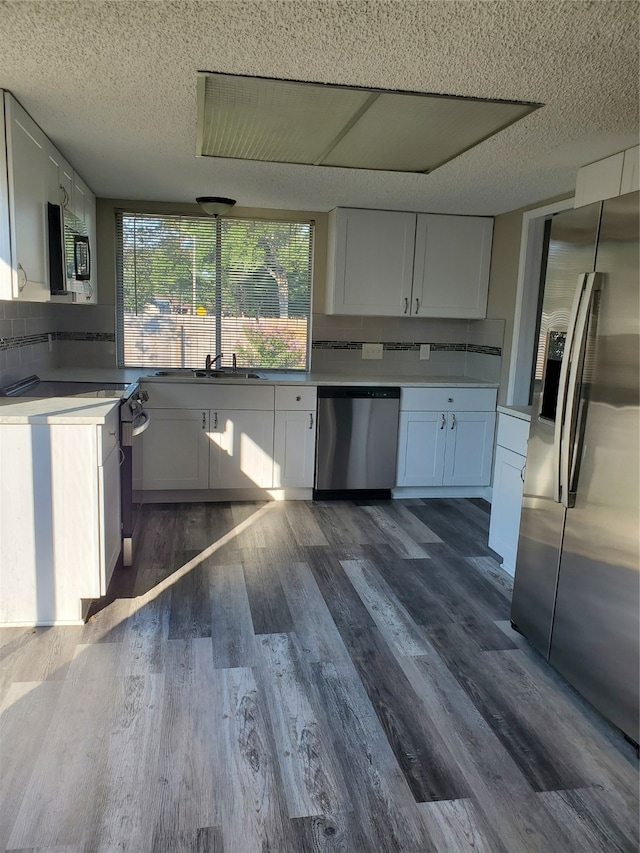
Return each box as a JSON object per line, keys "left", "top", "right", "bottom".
{"left": 196, "top": 72, "right": 541, "bottom": 174}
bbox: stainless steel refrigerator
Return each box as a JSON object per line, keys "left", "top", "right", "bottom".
{"left": 511, "top": 191, "right": 639, "bottom": 744}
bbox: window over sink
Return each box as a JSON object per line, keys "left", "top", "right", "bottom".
{"left": 115, "top": 211, "right": 313, "bottom": 371}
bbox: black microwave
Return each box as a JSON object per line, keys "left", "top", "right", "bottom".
{"left": 47, "top": 202, "right": 92, "bottom": 298}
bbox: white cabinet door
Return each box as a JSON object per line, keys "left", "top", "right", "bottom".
{"left": 442, "top": 410, "right": 496, "bottom": 486}
{"left": 488, "top": 445, "right": 526, "bottom": 575}
{"left": 273, "top": 410, "right": 316, "bottom": 488}
{"left": 621, "top": 145, "right": 639, "bottom": 195}
{"left": 58, "top": 155, "right": 74, "bottom": 211}
{"left": 99, "top": 443, "right": 122, "bottom": 595}
{"left": 210, "top": 408, "right": 275, "bottom": 489}
{"left": 396, "top": 411, "right": 446, "bottom": 487}
{"left": 326, "top": 207, "right": 416, "bottom": 315}
{"left": 574, "top": 152, "right": 624, "bottom": 207}
{"left": 413, "top": 214, "right": 493, "bottom": 318}
{"left": 4, "top": 94, "right": 50, "bottom": 301}
{"left": 81, "top": 180, "right": 98, "bottom": 303}
{"left": 142, "top": 408, "right": 210, "bottom": 490}
{"left": 72, "top": 173, "right": 86, "bottom": 222}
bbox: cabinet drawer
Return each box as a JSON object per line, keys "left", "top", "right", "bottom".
{"left": 99, "top": 405, "right": 120, "bottom": 463}
{"left": 401, "top": 387, "right": 496, "bottom": 412}
{"left": 496, "top": 413, "right": 530, "bottom": 456}
{"left": 275, "top": 385, "right": 317, "bottom": 410}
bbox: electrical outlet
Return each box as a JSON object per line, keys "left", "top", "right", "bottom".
{"left": 362, "top": 343, "right": 383, "bottom": 360}
{"left": 420, "top": 344, "right": 431, "bottom": 360}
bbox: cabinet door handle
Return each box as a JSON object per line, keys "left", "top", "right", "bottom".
{"left": 404, "top": 297, "right": 409, "bottom": 314}
{"left": 521, "top": 464, "right": 526, "bottom": 483}
{"left": 309, "top": 413, "right": 314, "bottom": 429}
{"left": 415, "top": 298, "right": 420, "bottom": 314}
{"left": 17, "top": 263, "right": 27, "bottom": 292}
{"left": 451, "top": 413, "right": 456, "bottom": 429}
{"left": 440, "top": 413, "right": 446, "bottom": 430}
{"left": 212, "top": 412, "right": 218, "bottom": 430}
{"left": 202, "top": 412, "right": 207, "bottom": 429}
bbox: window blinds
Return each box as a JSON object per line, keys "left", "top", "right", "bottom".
{"left": 116, "top": 212, "right": 313, "bottom": 371}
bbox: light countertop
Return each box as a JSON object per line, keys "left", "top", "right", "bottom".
{"left": 139, "top": 371, "right": 499, "bottom": 389}
{"left": 497, "top": 404, "right": 532, "bottom": 422}
{"left": 0, "top": 396, "right": 120, "bottom": 424}
{"left": 34, "top": 366, "right": 498, "bottom": 389}
{"left": 0, "top": 368, "right": 498, "bottom": 423}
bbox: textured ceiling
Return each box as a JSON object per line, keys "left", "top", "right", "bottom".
{"left": 0, "top": 1, "right": 638, "bottom": 215}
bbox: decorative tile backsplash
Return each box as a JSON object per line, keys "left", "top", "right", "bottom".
{"left": 0, "top": 331, "right": 114, "bottom": 351}
{"left": 0, "top": 298, "right": 505, "bottom": 386}
{"left": 312, "top": 340, "right": 500, "bottom": 356}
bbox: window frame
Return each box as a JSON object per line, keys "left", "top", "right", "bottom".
{"left": 115, "top": 208, "right": 315, "bottom": 373}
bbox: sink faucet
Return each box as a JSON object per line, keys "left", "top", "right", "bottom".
{"left": 232, "top": 353, "right": 237, "bottom": 372}
{"left": 205, "top": 352, "right": 223, "bottom": 373}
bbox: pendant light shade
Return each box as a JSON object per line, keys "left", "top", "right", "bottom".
{"left": 196, "top": 196, "right": 236, "bottom": 216}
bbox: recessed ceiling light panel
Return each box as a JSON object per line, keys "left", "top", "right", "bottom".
{"left": 196, "top": 72, "right": 541, "bottom": 174}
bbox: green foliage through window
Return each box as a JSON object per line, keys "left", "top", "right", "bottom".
{"left": 116, "top": 212, "right": 313, "bottom": 371}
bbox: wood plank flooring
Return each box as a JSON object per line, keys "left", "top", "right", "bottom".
{"left": 0, "top": 498, "right": 638, "bottom": 852}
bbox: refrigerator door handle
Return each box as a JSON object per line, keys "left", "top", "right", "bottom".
{"left": 559, "top": 272, "right": 602, "bottom": 508}
{"left": 553, "top": 273, "right": 588, "bottom": 503}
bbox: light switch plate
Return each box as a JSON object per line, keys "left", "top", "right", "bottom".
{"left": 420, "top": 344, "right": 431, "bottom": 360}
{"left": 362, "top": 343, "right": 383, "bottom": 360}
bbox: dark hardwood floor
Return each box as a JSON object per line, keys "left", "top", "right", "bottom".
{"left": 0, "top": 498, "right": 637, "bottom": 852}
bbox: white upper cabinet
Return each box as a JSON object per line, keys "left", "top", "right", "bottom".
{"left": 325, "top": 206, "right": 493, "bottom": 318}
{"left": 621, "top": 145, "right": 639, "bottom": 195}
{"left": 413, "top": 214, "right": 493, "bottom": 319}
{"left": 574, "top": 145, "right": 639, "bottom": 208}
{"left": 1, "top": 91, "right": 98, "bottom": 303}
{"left": 326, "top": 207, "right": 416, "bottom": 316}
{"left": 2, "top": 94, "right": 50, "bottom": 301}
{"left": 71, "top": 172, "right": 97, "bottom": 304}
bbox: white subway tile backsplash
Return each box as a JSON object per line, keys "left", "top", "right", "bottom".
{"left": 3, "top": 301, "right": 19, "bottom": 319}
{"left": 55, "top": 339, "right": 117, "bottom": 368}
{"left": 11, "top": 318, "right": 26, "bottom": 338}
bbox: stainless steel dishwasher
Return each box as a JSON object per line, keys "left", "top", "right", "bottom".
{"left": 314, "top": 386, "right": 400, "bottom": 497}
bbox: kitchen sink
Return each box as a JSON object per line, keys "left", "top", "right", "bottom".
{"left": 192, "top": 370, "right": 263, "bottom": 379}
{"left": 153, "top": 369, "right": 264, "bottom": 380}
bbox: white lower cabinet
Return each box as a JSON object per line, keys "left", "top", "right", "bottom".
{"left": 396, "top": 411, "right": 445, "bottom": 486}
{"left": 0, "top": 410, "right": 121, "bottom": 625}
{"left": 489, "top": 445, "right": 526, "bottom": 574}
{"left": 140, "top": 382, "right": 318, "bottom": 495}
{"left": 397, "top": 410, "right": 495, "bottom": 487}
{"left": 142, "top": 408, "right": 210, "bottom": 490}
{"left": 210, "top": 408, "right": 275, "bottom": 489}
{"left": 273, "top": 409, "right": 316, "bottom": 488}
{"left": 488, "top": 411, "right": 531, "bottom": 575}
{"left": 141, "top": 383, "right": 279, "bottom": 493}
{"left": 442, "top": 411, "right": 496, "bottom": 486}
{"left": 100, "top": 443, "right": 123, "bottom": 594}
{"left": 272, "top": 385, "right": 318, "bottom": 490}
{"left": 396, "top": 387, "right": 497, "bottom": 490}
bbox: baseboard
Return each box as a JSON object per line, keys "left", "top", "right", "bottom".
{"left": 392, "top": 486, "right": 493, "bottom": 500}
{"left": 142, "top": 487, "right": 313, "bottom": 503}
